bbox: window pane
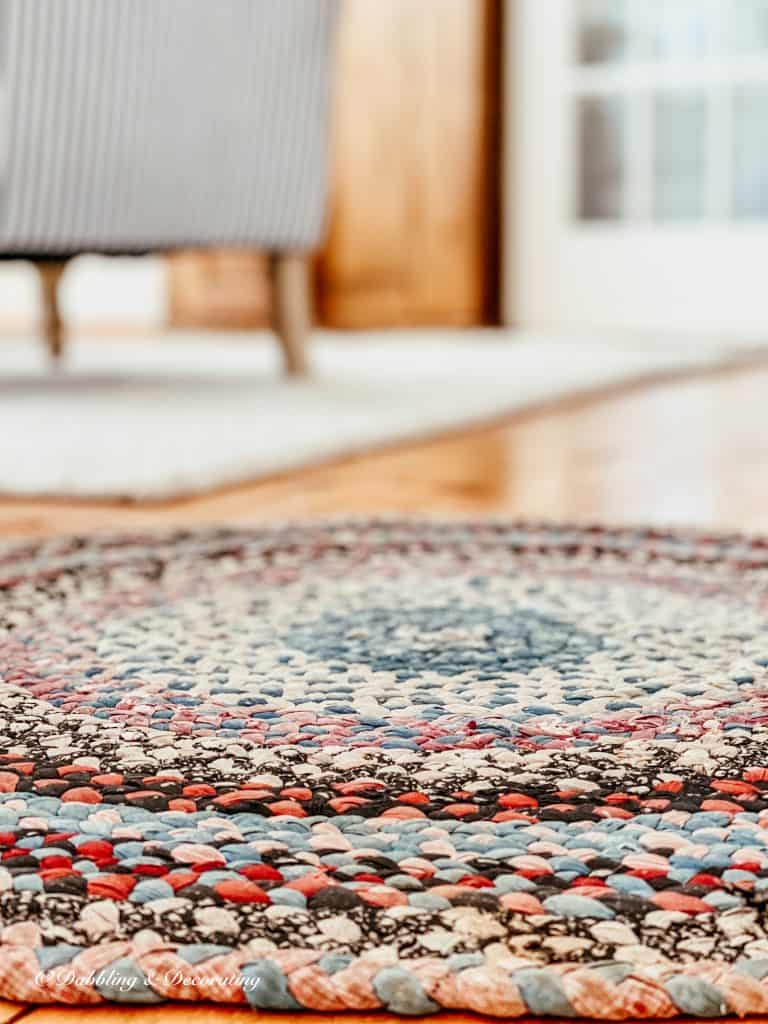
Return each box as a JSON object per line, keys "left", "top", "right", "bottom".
{"left": 576, "top": 0, "right": 627, "bottom": 64}
{"left": 653, "top": 93, "right": 707, "bottom": 219}
{"left": 733, "top": 86, "right": 768, "bottom": 217}
{"left": 577, "top": 95, "right": 626, "bottom": 219}
{"left": 730, "top": 0, "right": 768, "bottom": 52}
{"left": 637, "top": 0, "right": 710, "bottom": 59}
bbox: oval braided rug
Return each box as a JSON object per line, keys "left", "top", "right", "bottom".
{"left": 2, "top": 521, "right": 768, "bottom": 1016}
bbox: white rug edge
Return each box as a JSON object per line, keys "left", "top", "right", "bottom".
{"left": 2, "top": 341, "right": 766, "bottom": 504}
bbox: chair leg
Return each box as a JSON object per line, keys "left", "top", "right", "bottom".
{"left": 268, "top": 251, "right": 310, "bottom": 376}
{"left": 37, "top": 259, "right": 68, "bottom": 362}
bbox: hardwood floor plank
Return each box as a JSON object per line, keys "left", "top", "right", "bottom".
{"left": 19, "top": 1007, "right": 768, "bottom": 1024}
{"left": 16, "top": 1011, "right": 520, "bottom": 1024}
{"left": 0, "top": 1004, "right": 30, "bottom": 1024}
{"left": 17, "top": 1011, "right": 768, "bottom": 1024}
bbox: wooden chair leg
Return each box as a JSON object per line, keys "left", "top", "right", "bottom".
{"left": 268, "top": 251, "right": 310, "bottom": 376}
{"left": 37, "top": 259, "right": 68, "bottom": 362}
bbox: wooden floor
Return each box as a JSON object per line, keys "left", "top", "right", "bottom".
{"left": 2, "top": 357, "right": 768, "bottom": 539}
{"left": 2, "top": 360, "right": 768, "bottom": 1024}
{"left": 0, "top": 1008, "right": 743, "bottom": 1024}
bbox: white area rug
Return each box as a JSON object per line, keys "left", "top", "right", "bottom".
{"left": 0, "top": 329, "right": 764, "bottom": 500}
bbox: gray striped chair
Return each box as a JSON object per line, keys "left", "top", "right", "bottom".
{"left": 1, "top": 0, "right": 338, "bottom": 374}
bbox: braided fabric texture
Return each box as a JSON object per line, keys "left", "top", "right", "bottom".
{"left": 2, "top": 521, "right": 768, "bottom": 1015}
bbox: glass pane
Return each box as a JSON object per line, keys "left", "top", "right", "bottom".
{"left": 577, "top": 95, "right": 626, "bottom": 219}
{"left": 730, "top": 0, "right": 768, "bottom": 52}
{"left": 733, "top": 86, "right": 768, "bottom": 217}
{"left": 653, "top": 93, "right": 707, "bottom": 219}
{"left": 576, "top": 0, "right": 628, "bottom": 64}
{"left": 637, "top": 0, "right": 710, "bottom": 59}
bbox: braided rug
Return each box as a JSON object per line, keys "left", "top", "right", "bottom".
{"left": 1, "top": 521, "right": 768, "bottom": 1015}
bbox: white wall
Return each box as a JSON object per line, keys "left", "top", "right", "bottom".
{"left": 0, "top": 256, "right": 167, "bottom": 333}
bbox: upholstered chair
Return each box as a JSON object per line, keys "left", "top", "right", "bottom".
{"left": 0, "top": 0, "right": 338, "bottom": 374}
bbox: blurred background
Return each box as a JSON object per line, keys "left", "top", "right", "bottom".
{"left": 0, "top": 0, "right": 767, "bottom": 532}
{"left": 0, "top": 0, "right": 501, "bottom": 336}
{"left": 512, "top": 0, "right": 768, "bottom": 337}
{"left": 2, "top": 0, "right": 767, "bottom": 338}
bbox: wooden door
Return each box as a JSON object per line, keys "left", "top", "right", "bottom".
{"left": 168, "top": 0, "right": 500, "bottom": 329}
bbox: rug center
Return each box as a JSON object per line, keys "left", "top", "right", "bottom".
{"left": 280, "top": 604, "right": 603, "bottom": 677}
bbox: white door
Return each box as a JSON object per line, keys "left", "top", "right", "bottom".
{"left": 505, "top": 0, "right": 768, "bottom": 338}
